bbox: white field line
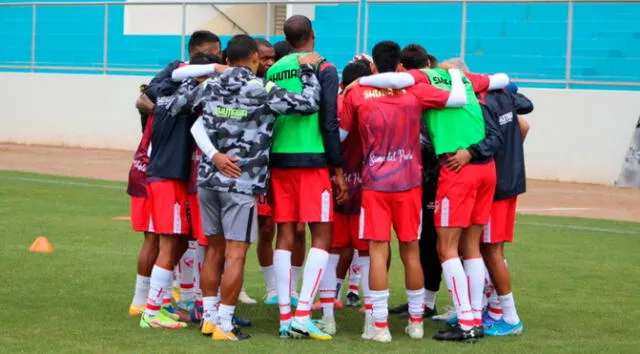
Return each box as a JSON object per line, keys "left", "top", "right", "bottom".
{"left": 2, "top": 176, "right": 123, "bottom": 190}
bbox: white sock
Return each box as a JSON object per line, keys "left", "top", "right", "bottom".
{"left": 407, "top": 288, "right": 425, "bottom": 323}
{"left": 499, "top": 293, "right": 520, "bottom": 325}
{"left": 424, "top": 289, "right": 437, "bottom": 310}
{"left": 484, "top": 264, "right": 502, "bottom": 320}
{"left": 203, "top": 296, "right": 219, "bottom": 324}
{"left": 291, "top": 266, "right": 303, "bottom": 295}
{"left": 295, "top": 248, "right": 329, "bottom": 321}
{"left": 218, "top": 304, "right": 235, "bottom": 332}
{"left": 261, "top": 265, "right": 277, "bottom": 292}
{"left": 178, "top": 241, "right": 197, "bottom": 302}
{"left": 464, "top": 258, "right": 486, "bottom": 326}
{"left": 371, "top": 289, "right": 389, "bottom": 328}
{"left": 145, "top": 266, "right": 173, "bottom": 317}
{"left": 347, "top": 253, "right": 361, "bottom": 295}
{"left": 195, "top": 245, "right": 204, "bottom": 308}
{"left": 274, "top": 249, "right": 292, "bottom": 325}
{"left": 441, "top": 258, "right": 474, "bottom": 330}
{"left": 319, "top": 254, "right": 339, "bottom": 318}
{"left": 335, "top": 278, "right": 344, "bottom": 301}
{"left": 359, "top": 256, "right": 372, "bottom": 318}
{"left": 132, "top": 274, "right": 150, "bottom": 307}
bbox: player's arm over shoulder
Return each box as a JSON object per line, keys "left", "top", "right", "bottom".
{"left": 266, "top": 64, "right": 321, "bottom": 115}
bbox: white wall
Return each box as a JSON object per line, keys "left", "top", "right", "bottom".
{"left": 519, "top": 88, "right": 640, "bottom": 185}
{"left": 0, "top": 72, "right": 148, "bottom": 151}
{"left": 1, "top": 72, "right": 639, "bottom": 185}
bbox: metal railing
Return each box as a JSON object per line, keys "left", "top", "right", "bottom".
{"left": 0, "top": 0, "right": 639, "bottom": 88}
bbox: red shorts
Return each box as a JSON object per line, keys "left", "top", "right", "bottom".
{"left": 147, "top": 180, "right": 189, "bottom": 235}
{"left": 271, "top": 168, "right": 333, "bottom": 223}
{"left": 482, "top": 196, "right": 517, "bottom": 244}
{"left": 130, "top": 196, "right": 154, "bottom": 233}
{"left": 257, "top": 194, "right": 272, "bottom": 217}
{"left": 435, "top": 161, "right": 496, "bottom": 228}
{"left": 187, "top": 193, "right": 206, "bottom": 246}
{"left": 331, "top": 212, "right": 368, "bottom": 251}
{"left": 359, "top": 187, "right": 422, "bottom": 243}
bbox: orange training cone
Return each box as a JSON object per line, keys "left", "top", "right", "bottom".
{"left": 29, "top": 237, "right": 54, "bottom": 253}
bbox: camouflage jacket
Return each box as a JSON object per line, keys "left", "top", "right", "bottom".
{"left": 169, "top": 65, "right": 321, "bottom": 195}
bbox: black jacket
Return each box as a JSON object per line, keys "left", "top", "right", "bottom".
{"left": 473, "top": 89, "right": 534, "bottom": 200}
{"left": 138, "top": 61, "right": 182, "bottom": 132}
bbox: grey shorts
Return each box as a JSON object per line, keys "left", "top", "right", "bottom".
{"left": 198, "top": 188, "right": 258, "bottom": 243}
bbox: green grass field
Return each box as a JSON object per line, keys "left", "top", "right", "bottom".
{"left": 1, "top": 170, "right": 640, "bottom": 353}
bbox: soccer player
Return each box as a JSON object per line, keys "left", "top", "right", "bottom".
{"left": 273, "top": 40, "right": 293, "bottom": 62}
{"left": 476, "top": 84, "right": 533, "bottom": 336}
{"left": 131, "top": 30, "right": 221, "bottom": 314}
{"left": 252, "top": 38, "right": 307, "bottom": 306}
{"left": 127, "top": 105, "right": 158, "bottom": 317}
{"left": 138, "top": 52, "right": 219, "bottom": 329}
{"left": 389, "top": 44, "right": 442, "bottom": 320}
{"left": 173, "top": 34, "right": 323, "bottom": 340}
{"left": 266, "top": 15, "right": 347, "bottom": 340}
{"left": 315, "top": 61, "right": 372, "bottom": 336}
{"left": 356, "top": 58, "right": 510, "bottom": 342}
{"left": 341, "top": 41, "right": 468, "bottom": 342}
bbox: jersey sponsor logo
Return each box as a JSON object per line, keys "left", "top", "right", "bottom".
{"left": 368, "top": 149, "right": 414, "bottom": 167}
{"left": 431, "top": 76, "right": 471, "bottom": 87}
{"left": 214, "top": 106, "right": 248, "bottom": 120}
{"left": 498, "top": 112, "right": 514, "bottom": 125}
{"left": 363, "top": 88, "right": 404, "bottom": 100}
{"left": 267, "top": 69, "right": 299, "bottom": 82}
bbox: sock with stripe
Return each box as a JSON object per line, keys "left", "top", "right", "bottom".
{"left": 274, "top": 249, "right": 292, "bottom": 325}
{"left": 463, "top": 258, "right": 486, "bottom": 327}
{"left": 291, "top": 266, "right": 303, "bottom": 295}
{"left": 145, "top": 266, "right": 173, "bottom": 318}
{"left": 319, "top": 253, "right": 339, "bottom": 318}
{"left": 499, "top": 293, "right": 521, "bottom": 325}
{"left": 370, "top": 289, "right": 389, "bottom": 328}
{"left": 218, "top": 304, "right": 235, "bottom": 332}
{"left": 261, "top": 265, "right": 277, "bottom": 292}
{"left": 441, "top": 258, "right": 474, "bottom": 330}
{"left": 178, "top": 241, "right": 196, "bottom": 302}
{"left": 132, "top": 274, "right": 150, "bottom": 307}
{"left": 203, "top": 296, "right": 219, "bottom": 324}
{"left": 407, "top": 288, "right": 425, "bottom": 323}
{"left": 294, "top": 248, "right": 329, "bottom": 321}
{"left": 359, "top": 256, "right": 372, "bottom": 318}
{"left": 484, "top": 264, "right": 502, "bottom": 320}
{"left": 424, "top": 289, "right": 437, "bottom": 311}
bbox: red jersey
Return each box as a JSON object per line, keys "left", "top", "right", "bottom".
{"left": 341, "top": 84, "right": 450, "bottom": 192}
{"left": 335, "top": 95, "right": 363, "bottom": 214}
{"left": 188, "top": 147, "right": 202, "bottom": 195}
{"left": 127, "top": 113, "right": 154, "bottom": 197}
{"left": 408, "top": 69, "right": 491, "bottom": 94}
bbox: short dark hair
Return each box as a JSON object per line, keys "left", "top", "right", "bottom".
{"left": 283, "top": 15, "right": 313, "bottom": 48}
{"left": 400, "top": 44, "right": 428, "bottom": 70}
{"left": 190, "top": 52, "right": 223, "bottom": 65}
{"left": 372, "top": 41, "right": 401, "bottom": 73}
{"left": 273, "top": 40, "right": 292, "bottom": 61}
{"left": 254, "top": 38, "right": 273, "bottom": 48}
{"left": 342, "top": 61, "right": 372, "bottom": 87}
{"left": 427, "top": 54, "right": 438, "bottom": 68}
{"left": 226, "top": 34, "right": 258, "bottom": 63}
{"left": 188, "top": 30, "right": 220, "bottom": 51}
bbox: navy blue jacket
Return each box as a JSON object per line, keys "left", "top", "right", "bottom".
{"left": 472, "top": 89, "right": 534, "bottom": 200}
{"left": 146, "top": 78, "right": 196, "bottom": 181}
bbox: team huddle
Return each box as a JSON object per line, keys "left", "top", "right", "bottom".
{"left": 127, "top": 14, "right": 533, "bottom": 343}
